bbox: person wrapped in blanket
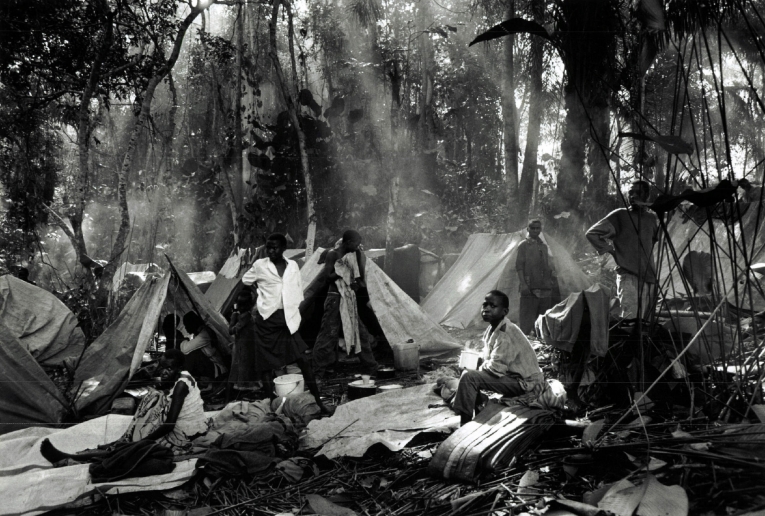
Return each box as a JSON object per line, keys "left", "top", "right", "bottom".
{"left": 450, "top": 290, "right": 546, "bottom": 426}
{"left": 40, "top": 350, "right": 208, "bottom": 463}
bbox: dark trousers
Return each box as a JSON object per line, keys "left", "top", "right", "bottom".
{"left": 518, "top": 295, "right": 552, "bottom": 335}
{"left": 312, "top": 294, "right": 378, "bottom": 375}
{"left": 451, "top": 369, "right": 525, "bottom": 418}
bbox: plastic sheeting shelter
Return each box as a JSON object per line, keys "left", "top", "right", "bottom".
{"left": 300, "top": 248, "right": 461, "bottom": 356}
{"left": 0, "top": 275, "right": 86, "bottom": 367}
{"left": 0, "top": 321, "right": 68, "bottom": 435}
{"left": 658, "top": 204, "right": 765, "bottom": 310}
{"left": 74, "top": 258, "right": 232, "bottom": 417}
{"left": 422, "top": 232, "right": 593, "bottom": 329}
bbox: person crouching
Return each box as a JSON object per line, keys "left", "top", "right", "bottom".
{"left": 451, "top": 290, "right": 545, "bottom": 426}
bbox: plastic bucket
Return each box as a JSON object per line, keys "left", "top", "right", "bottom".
{"left": 273, "top": 374, "right": 305, "bottom": 397}
{"left": 459, "top": 350, "right": 481, "bottom": 370}
{"left": 393, "top": 341, "right": 420, "bottom": 371}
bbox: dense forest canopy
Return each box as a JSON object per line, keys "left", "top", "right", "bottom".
{"left": 1, "top": 0, "right": 763, "bottom": 332}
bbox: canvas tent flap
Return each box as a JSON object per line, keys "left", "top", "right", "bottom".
{"left": 167, "top": 257, "right": 233, "bottom": 356}
{"left": 0, "top": 275, "right": 86, "bottom": 367}
{"left": 301, "top": 249, "right": 461, "bottom": 356}
{"left": 422, "top": 232, "right": 593, "bottom": 329}
{"left": 659, "top": 207, "right": 765, "bottom": 310}
{"left": 73, "top": 273, "right": 170, "bottom": 416}
{"left": 0, "top": 321, "right": 67, "bottom": 435}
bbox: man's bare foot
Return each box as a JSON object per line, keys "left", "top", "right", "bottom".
{"left": 40, "top": 438, "right": 69, "bottom": 464}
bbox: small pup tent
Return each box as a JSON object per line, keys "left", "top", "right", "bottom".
{"left": 421, "top": 232, "right": 592, "bottom": 329}
{"left": 73, "top": 258, "right": 232, "bottom": 417}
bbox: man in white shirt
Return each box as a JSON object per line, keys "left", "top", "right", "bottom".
{"left": 242, "top": 233, "right": 332, "bottom": 415}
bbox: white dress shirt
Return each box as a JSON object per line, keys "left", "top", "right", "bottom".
{"left": 241, "top": 257, "right": 303, "bottom": 334}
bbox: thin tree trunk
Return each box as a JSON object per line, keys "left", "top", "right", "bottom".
{"left": 101, "top": 5, "right": 207, "bottom": 283}
{"left": 586, "top": 102, "right": 611, "bottom": 210}
{"left": 518, "top": 0, "right": 544, "bottom": 221}
{"left": 502, "top": 1, "right": 520, "bottom": 230}
{"left": 231, "top": 0, "right": 245, "bottom": 245}
{"left": 269, "top": 0, "right": 315, "bottom": 257}
{"left": 72, "top": 2, "right": 113, "bottom": 268}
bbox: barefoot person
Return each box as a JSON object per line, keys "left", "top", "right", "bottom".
{"left": 242, "top": 233, "right": 333, "bottom": 415}
{"left": 312, "top": 230, "right": 378, "bottom": 376}
{"left": 41, "top": 349, "right": 207, "bottom": 462}
{"left": 451, "top": 290, "right": 545, "bottom": 426}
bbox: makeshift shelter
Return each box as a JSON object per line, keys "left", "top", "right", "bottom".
{"left": 300, "top": 248, "right": 461, "bottom": 356}
{"left": 657, "top": 202, "right": 765, "bottom": 311}
{"left": 0, "top": 321, "right": 68, "bottom": 435}
{"left": 0, "top": 275, "right": 86, "bottom": 367}
{"left": 73, "top": 258, "right": 232, "bottom": 417}
{"left": 422, "top": 232, "right": 592, "bottom": 329}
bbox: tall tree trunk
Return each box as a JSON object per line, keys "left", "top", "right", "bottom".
{"left": 101, "top": 5, "right": 208, "bottom": 284}
{"left": 502, "top": 1, "right": 520, "bottom": 230}
{"left": 269, "top": 0, "right": 315, "bottom": 257}
{"left": 586, "top": 101, "right": 611, "bottom": 212}
{"left": 231, "top": 1, "right": 245, "bottom": 246}
{"left": 518, "top": 0, "right": 544, "bottom": 221}
{"left": 557, "top": 86, "right": 587, "bottom": 211}
{"left": 70, "top": 2, "right": 112, "bottom": 269}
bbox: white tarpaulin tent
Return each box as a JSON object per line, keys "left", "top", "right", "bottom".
{"left": 421, "top": 232, "right": 592, "bottom": 329}
{"left": 301, "top": 249, "right": 461, "bottom": 356}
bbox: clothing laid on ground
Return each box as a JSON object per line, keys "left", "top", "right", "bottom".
{"left": 120, "top": 372, "right": 207, "bottom": 455}
{"left": 242, "top": 258, "right": 303, "bottom": 334}
{"left": 228, "top": 310, "right": 259, "bottom": 388}
{"left": 516, "top": 236, "right": 556, "bottom": 334}
{"left": 586, "top": 207, "right": 659, "bottom": 283}
{"left": 180, "top": 328, "right": 228, "bottom": 378}
{"left": 451, "top": 318, "right": 544, "bottom": 417}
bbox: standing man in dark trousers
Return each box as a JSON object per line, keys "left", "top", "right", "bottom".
{"left": 515, "top": 219, "right": 556, "bottom": 335}
{"left": 242, "top": 233, "right": 333, "bottom": 415}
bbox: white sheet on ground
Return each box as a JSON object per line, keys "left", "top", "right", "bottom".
{"left": 301, "top": 384, "right": 459, "bottom": 459}
{"left": 0, "top": 415, "right": 198, "bottom": 516}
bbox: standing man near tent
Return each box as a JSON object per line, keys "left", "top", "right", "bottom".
{"left": 242, "top": 233, "right": 333, "bottom": 415}
{"left": 311, "top": 230, "right": 379, "bottom": 377}
{"left": 451, "top": 290, "right": 546, "bottom": 426}
{"left": 515, "top": 218, "right": 556, "bottom": 335}
{"left": 586, "top": 180, "right": 659, "bottom": 319}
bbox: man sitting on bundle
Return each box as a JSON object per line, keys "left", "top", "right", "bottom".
{"left": 451, "top": 290, "right": 546, "bottom": 426}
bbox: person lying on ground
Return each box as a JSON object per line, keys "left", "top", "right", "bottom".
{"left": 180, "top": 311, "right": 228, "bottom": 385}
{"left": 242, "top": 232, "right": 334, "bottom": 415}
{"left": 451, "top": 290, "right": 546, "bottom": 426}
{"left": 40, "top": 349, "right": 208, "bottom": 463}
{"left": 311, "top": 229, "right": 378, "bottom": 377}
